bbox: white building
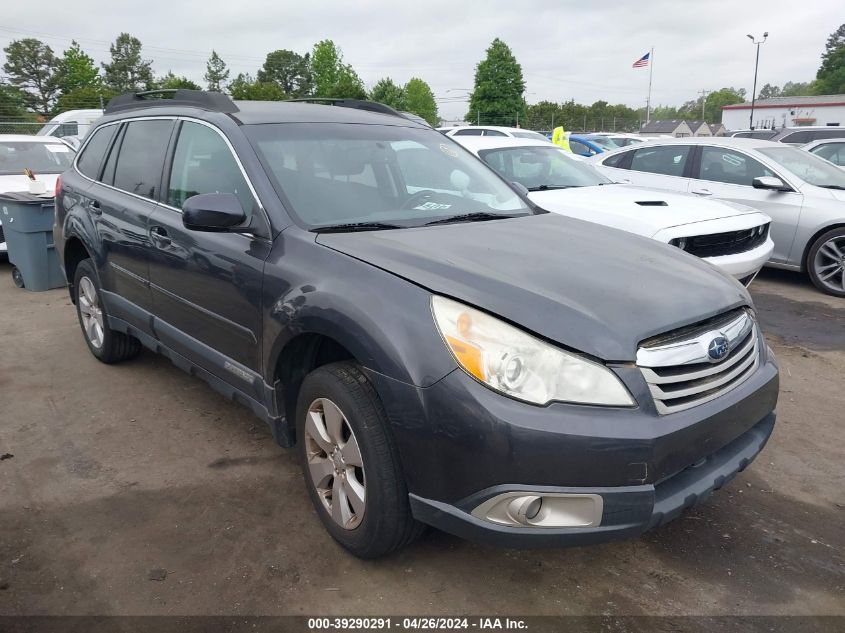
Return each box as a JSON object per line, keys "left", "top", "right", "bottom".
{"left": 721, "top": 94, "right": 845, "bottom": 131}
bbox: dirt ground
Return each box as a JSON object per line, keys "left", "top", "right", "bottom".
{"left": 0, "top": 262, "right": 843, "bottom": 616}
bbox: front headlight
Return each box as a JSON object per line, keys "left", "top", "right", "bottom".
{"left": 431, "top": 296, "right": 635, "bottom": 407}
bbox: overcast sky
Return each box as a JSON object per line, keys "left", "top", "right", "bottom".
{"left": 1, "top": 0, "right": 840, "bottom": 120}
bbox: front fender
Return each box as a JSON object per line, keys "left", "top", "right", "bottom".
{"left": 261, "top": 229, "right": 456, "bottom": 388}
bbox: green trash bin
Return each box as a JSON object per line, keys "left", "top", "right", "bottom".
{"left": 0, "top": 192, "right": 65, "bottom": 292}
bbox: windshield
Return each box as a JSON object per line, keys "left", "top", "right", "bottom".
{"left": 0, "top": 141, "right": 75, "bottom": 176}
{"left": 511, "top": 130, "right": 550, "bottom": 142}
{"left": 757, "top": 146, "right": 845, "bottom": 188}
{"left": 245, "top": 123, "right": 531, "bottom": 229}
{"left": 479, "top": 145, "right": 613, "bottom": 190}
{"left": 588, "top": 136, "right": 620, "bottom": 150}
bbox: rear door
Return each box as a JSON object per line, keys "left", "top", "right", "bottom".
{"left": 689, "top": 145, "right": 803, "bottom": 264}
{"left": 146, "top": 120, "right": 271, "bottom": 396}
{"left": 86, "top": 118, "right": 175, "bottom": 331}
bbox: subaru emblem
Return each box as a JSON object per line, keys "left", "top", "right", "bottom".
{"left": 707, "top": 336, "right": 729, "bottom": 362}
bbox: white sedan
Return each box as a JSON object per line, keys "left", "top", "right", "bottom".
{"left": 0, "top": 135, "right": 75, "bottom": 254}
{"left": 455, "top": 136, "right": 773, "bottom": 285}
{"left": 802, "top": 138, "right": 845, "bottom": 170}
{"left": 439, "top": 125, "right": 551, "bottom": 143}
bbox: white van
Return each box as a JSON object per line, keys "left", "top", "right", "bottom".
{"left": 37, "top": 109, "right": 103, "bottom": 139}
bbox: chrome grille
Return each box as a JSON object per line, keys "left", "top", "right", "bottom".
{"left": 637, "top": 311, "right": 760, "bottom": 415}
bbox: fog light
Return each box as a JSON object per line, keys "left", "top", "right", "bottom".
{"left": 472, "top": 492, "right": 603, "bottom": 528}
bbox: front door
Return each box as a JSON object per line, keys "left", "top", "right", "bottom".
{"left": 146, "top": 120, "right": 271, "bottom": 398}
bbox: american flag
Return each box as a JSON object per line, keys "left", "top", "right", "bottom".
{"left": 632, "top": 52, "right": 650, "bottom": 68}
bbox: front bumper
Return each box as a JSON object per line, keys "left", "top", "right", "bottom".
{"left": 703, "top": 238, "right": 774, "bottom": 282}
{"left": 409, "top": 412, "right": 774, "bottom": 547}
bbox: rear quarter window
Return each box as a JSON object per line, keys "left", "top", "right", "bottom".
{"left": 76, "top": 126, "right": 116, "bottom": 179}
{"left": 602, "top": 151, "right": 629, "bottom": 168}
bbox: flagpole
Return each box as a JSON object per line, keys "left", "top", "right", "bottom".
{"left": 646, "top": 47, "right": 654, "bottom": 124}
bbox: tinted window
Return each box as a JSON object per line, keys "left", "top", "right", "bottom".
{"left": 569, "top": 140, "right": 591, "bottom": 155}
{"left": 698, "top": 146, "right": 774, "bottom": 186}
{"left": 630, "top": 145, "right": 690, "bottom": 176}
{"left": 482, "top": 129, "right": 507, "bottom": 137}
{"left": 810, "top": 143, "right": 845, "bottom": 166}
{"left": 782, "top": 129, "right": 845, "bottom": 144}
{"left": 602, "top": 151, "right": 629, "bottom": 168}
{"left": 453, "top": 129, "right": 483, "bottom": 136}
{"left": 53, "top": 122, "right": 79, "bottom": 137}
{"left": 113, "top": 120, "right": 173, "bottom": 199}
{"left": 77, "top": 126, "right": 116, "bottom": 179}
{"left": 168, "top": 121, "right": 254, "bottom": 215}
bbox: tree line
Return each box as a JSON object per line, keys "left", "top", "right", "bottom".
{"left": 0, "top": 34, "right": 440, "bottom": 126}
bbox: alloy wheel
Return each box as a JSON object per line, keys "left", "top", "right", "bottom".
{"left": 78, "top": 276, "right": 105, "bottom": 349}
{"left": 303, "top": 398, "right": 366, "bottom": 530}
{"left": 813, "top": 235, "right": 845, "bottom": 294}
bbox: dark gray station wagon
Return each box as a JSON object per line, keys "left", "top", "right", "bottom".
{"left": 55, "top": 90, "right": 779, "bottom": 558}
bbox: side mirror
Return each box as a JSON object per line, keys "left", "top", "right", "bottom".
{"left": 752, "top": 176, "right": 789, "bottom": 191}
{"left": 182, "top": 193, "right": 246, "bottom": 232}
{"left": 511, "top": 181, "right": 529, "bottom": 196}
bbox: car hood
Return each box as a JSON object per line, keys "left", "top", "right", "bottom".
{"left": 529, "top": 185, "right": 759, "bottom": 238}
{"left": 316, "top": 214, "right": 750, "bottom": 361}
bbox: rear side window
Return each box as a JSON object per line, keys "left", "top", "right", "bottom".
{"left": 453, "top": 129, "right": 483, "bottom": 136}
{"left": 602, "top": 151, "right": 629, "bottom": 168}
{"left": 167, "top": 121, "right": 254, "bottom": 215}
{"left": 482, "top": 130, "right": 507, "bottom": 137}
{"left": 113, "top": 120, "right": 174, "bottom": 199}
{"left": 569, "top": 140, "right": 592, "bottom": 155}
{"left": 630, "top": 145, "right": 690, "bottom": 176}
{"left": 76, "top": 126, "right": 116, "bottom": 179}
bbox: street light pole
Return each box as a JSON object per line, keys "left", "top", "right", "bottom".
{"left": 747, "top": 32, "right": 768, "bottom": 129}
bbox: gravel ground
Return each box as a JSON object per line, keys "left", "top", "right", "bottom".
{"left": 0, "top": 262, "right": 842, "bottom": 616}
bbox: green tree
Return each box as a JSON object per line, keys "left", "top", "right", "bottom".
{"left": 757, "top": 83, "right": 781, "bottom": 99}
{"left": 310, "top": 40, "right": 366, "bottom": 99}
{"left": 227, "top": 73, "right": 285, "bottom": 100}
{"left": 815, "top": 23, "right": 845, "bottom": 94}
{"left": 781, "top": 81, "right": 813, "bottom": 96}
{"left": 55, "top": 85, "right": 116, "bottom": 113}
{"left": 0, "top": 82, "right": 32, "bottom": 118}
{"left": 2, "top": 38, "right": 59, "bottom": 114}
{"left": 55, "top": 41, "right": 99, "bottom": 95}
{"left": 369, "top": 77, "right": 405, "bottom": 110}
{"left": 704, "top": 87, "right": 746, "bottom": 122}
{"left": 403, "top": 77, "right": 438, "bottom": 125}
{"left": 257, "top": 49, "right": 311, "bottom": 96}
{"left": 467, "top": 38, "right": 526, "bottom": 126}
{"left": 204, "top": 50, "right": 229, "bottom": 92}
{"left": 102, "top": 33, "right": 154, "bottom": 92}
{"left": 156, "top": 71, "right": 201, "bottom": 90}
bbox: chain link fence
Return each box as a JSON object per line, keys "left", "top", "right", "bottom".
{"left": 450, "top": 114, "right": 643, "bottom": 134}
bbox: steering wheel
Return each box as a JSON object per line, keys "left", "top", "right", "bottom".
{"left": 401, "top": 189, "right": 438, "bottom": 210}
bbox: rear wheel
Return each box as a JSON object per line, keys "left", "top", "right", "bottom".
{"left": 73, "top": 258, "right": 141, "bottom": 363}
{"left": 807, "top": 227, "right": 845, "bottom": 297}
{"left": 296, "top": 361, "right": 423, "bottom": 558}
{"left": 11, "top": 267, "right": 24, "bottom": 288}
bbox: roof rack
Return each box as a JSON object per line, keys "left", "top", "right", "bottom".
{"left": 285, "top": 98, "right": 415, "bottom": 122}
{"left": 105, "top": 89, "right": 239, "bottom": 115}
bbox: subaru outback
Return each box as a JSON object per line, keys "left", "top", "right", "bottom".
{"left": 55, "top": 90, "right": 779, "bottom": 558}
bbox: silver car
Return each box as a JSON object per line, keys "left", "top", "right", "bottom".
{"left": 802, "top": 138, "right": 845, "bottom": 170}
{"left": 590, "top": 137, "right": 845, "bottom": 296}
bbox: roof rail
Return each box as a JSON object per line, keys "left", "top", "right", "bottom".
{"left": 285, "top": 98, "right": 417, "bottom": 122}
{"left": 105, "top": 89, "right": 239, "bottom": 115}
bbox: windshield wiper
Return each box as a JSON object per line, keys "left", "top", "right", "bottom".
{"left": 424, "top": 212, "right": 521, "bottom": 226}
{"left": 526, "top": 185, "right": 577, "bottom": 191}
{"left": 312, "top": 221, "right": 404, "bottom": 233}
{"left": 819, "top": 184, "right": 845, "bottom": 190}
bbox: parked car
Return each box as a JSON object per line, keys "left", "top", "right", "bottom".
{"left": 454, "top": 137, "right": 773, "bottom": 285}
{"left": 590, "top": 137, "right": 845, "bottom": 296}
{"left": 588, "top": 133, "right": 645, "bottom": 147}
{"left": 440, "top": 125, "right": 551, "bottom": 142}
{"left": 768, "top": 126, "right": 845, "bottom": 145}
{"left": 56, "top": 91, "right": 779, "bottom": 558}
{"left": 0, "top": 134, "right": 76, "bottom": 255}
{"left": 568, "top": 134, "right": 615, "bottom": 157}
{"left": 727, "top": 129, "right": 777, "bottom": 140}
{"left": 37, "top": 109, "right": 103, "bottom": 139}
{"left": 802, "top": 138, "right": 845, "bottom": 169}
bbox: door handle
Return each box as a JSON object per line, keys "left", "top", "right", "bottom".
{"left": 691, "top": 189, "right": 712, "bottom": 196}
{"left": 149, "top": 225, "right": 172, "bottom": 247}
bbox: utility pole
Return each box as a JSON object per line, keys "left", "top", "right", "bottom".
{"left": 747, "top": 32, "right": 769, "bottom": 129}
{"left": 698, "top": 90, "right": 710, "bottom": 121}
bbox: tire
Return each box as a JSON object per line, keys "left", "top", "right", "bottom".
{"left": 73, "top": 258, "right": 142, "bottom": 363}
{"left": 296, "top": 361, "right": 423, "bottom": 558}
{"left": 11, "top": 267, "right": 24, "bottom": 288}
{"left": 806, "top": 227, "right": 845, "bottom": 297}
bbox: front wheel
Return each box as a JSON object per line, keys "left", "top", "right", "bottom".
{"left": 73, "top": 258, "right": 141, "bottom": 363}
{"left": 807, "top": 227, "right": 845, "bottom": 297}
{"left": 296, "top": 361, "right": 423, "bottom": 558}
